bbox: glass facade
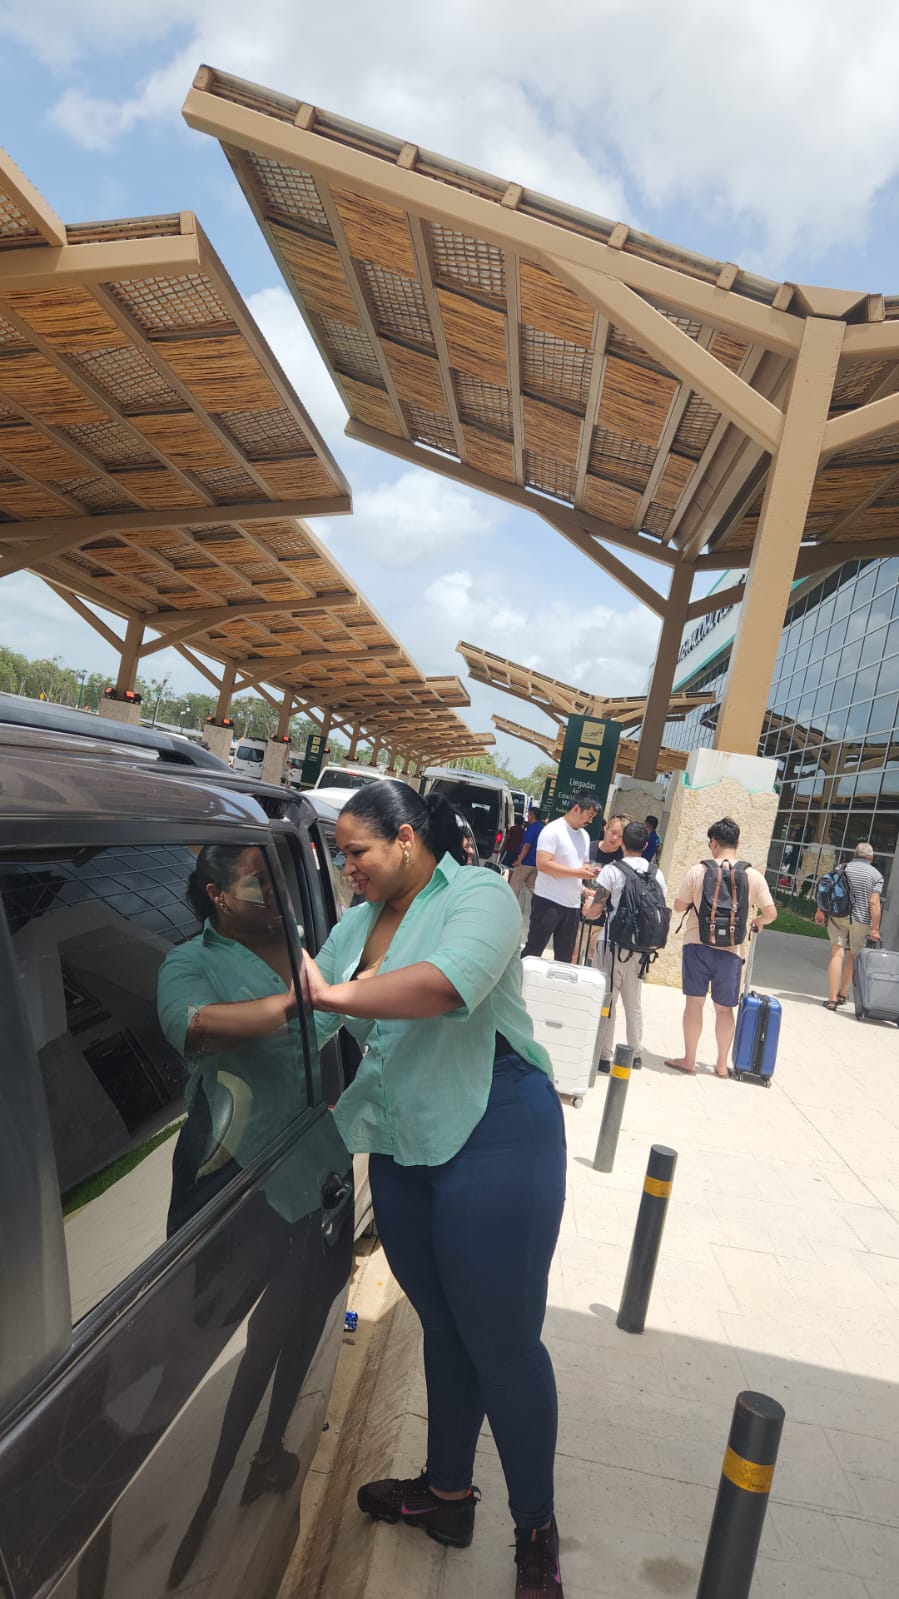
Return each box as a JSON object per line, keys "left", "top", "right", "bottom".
{"left": 663, "top": 558, "right": 899, "bottom": 898}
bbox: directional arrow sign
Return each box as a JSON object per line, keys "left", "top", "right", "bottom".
{"left": 550, "top": 713, "right": 621, "bottom": 829}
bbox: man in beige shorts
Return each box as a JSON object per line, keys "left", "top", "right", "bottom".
{"left": 814, "top": 841, "right": 883, "bottom": 1010}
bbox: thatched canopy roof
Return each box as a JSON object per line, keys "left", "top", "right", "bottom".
{"left": 0, "top": 146, "right": 485, "bottom": 760}
{"left": 184, "top": 65, "right": 899, "bottom": 591}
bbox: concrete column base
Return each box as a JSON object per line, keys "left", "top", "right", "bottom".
{"left": 647, "top": 749, "right": 780, "bottom": 988}
{"left": 203, "top": 724, "right": 233, "bottom": 764}
{"left": 261, "top": 740, "right": 290, "bottom": 786}
{"left": 97, "top": 697, "right": 142, "bottom": 727}
{"left": 607, "top": 774, "right": 668, "bottom": 828}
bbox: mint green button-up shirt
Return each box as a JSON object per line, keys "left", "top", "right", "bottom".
{"left": 314, "top": 855, "right": 552, "bottom": 1167}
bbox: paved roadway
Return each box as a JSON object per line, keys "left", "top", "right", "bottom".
{"left": 291, "top": 929, "right": 899, "bottom": 1599}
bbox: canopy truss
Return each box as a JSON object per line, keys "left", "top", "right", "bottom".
{"left": 491, "top": 713, "right": 687, "bottom": 776}
{"left": 184, "top": 65, "right": 899, "bottom": 774}
{"left": 458, "top": 640, "right": 713, "bottom": 732}
{"left": 0, "top": 146, "right": 486, "bottom": 764}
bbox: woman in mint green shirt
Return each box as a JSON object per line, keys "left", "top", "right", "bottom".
{"left": 304, "top": 781, "right": 567, "bottom": 1599}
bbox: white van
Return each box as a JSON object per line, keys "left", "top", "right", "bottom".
{"left": 421, "top": 767, "right": 514, "bottom": 865}
{"left": 230, "top": 736, "right": 267, "bottom": 778}
{"left": 313, "top": 761, "right": 386, "bottom": 792}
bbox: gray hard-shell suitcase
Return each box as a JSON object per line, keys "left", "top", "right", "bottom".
{"left": 853, "top": 947, "right": 899, "bottom": 1024}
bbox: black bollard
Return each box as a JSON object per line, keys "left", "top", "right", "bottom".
{"left": 696, "top": 1391, "right": 785, "bottom": 1599}
{"left": 616, "top": 1144, "right": 677, "bottom": 1333}
{"left": 592, "top": 1043, "right": 633, "bottom": 1172}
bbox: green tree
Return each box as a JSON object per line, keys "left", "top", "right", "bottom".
{"left": 0, "top": 645, "right": 29, "bottom": 695}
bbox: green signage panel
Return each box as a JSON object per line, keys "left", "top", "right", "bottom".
{"left": 540, "top": 772, "right": 557, "bottom": 815}
{"left": 300, "top": 732, "right": 327, "bottom": 786}
{"left": 550, "top": 715, "right": 621, "bottom": 830}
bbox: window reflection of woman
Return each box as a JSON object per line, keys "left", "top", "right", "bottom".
{"left": 303, "top": 781, "right": 567, "bottom": 1599}
{"left": 157, "top": 845, "right": 301, "bottom": 1234}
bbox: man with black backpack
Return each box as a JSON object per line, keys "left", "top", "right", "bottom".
{"left": 665, "top": 817, "right": 776, "bottom": 1078}
{"left": 582, "top": 820, "right": 669, "bottom": 1072}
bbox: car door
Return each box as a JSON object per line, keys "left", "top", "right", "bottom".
{"left": 0, "top": 819, "right": 353, "bottom": 1599}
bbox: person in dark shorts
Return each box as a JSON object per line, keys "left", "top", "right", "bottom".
{"left": 665, "top": 817, "right": 776, "bottom": 1078}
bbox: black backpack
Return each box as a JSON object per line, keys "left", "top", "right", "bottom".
{"left": 695, "top": 859, "right": 750, "bottom": 947}
{"left": 608, "top": 861, "right": 671, "bottom": 975}
{"left": 816, "top": 863, "right": 852, "bottom": 919}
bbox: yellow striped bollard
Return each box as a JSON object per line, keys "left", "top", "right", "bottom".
{"left": 592, "top": 1043, "right": 633, "bottom": 1172}
{"left": 616, "top": 1144, "right": 677, "bottom": 1333}
{"left": 696, "top": 1391, "right": 785, "bottom": 1599}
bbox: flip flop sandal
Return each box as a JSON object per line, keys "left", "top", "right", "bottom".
{"left": 822, "top": 999, "right": 840, "bottom": 1011}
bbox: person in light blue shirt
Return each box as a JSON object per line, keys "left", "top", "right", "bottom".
{"left": 303, "top": 781, "right": 567, "bottom": 1596}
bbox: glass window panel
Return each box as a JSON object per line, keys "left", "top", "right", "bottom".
{"left": 839, "top": 637, "right": 863, "bottom": 677}
{"left": 808, "top": 627, "right": 828, "bottom": 665}
{"left": 853, "top": 566, "right": 878, "bottom": 608}
{"left": 826, "top": 618, "right": 848, "bottom": 654}
{"left": 0, "top": 841, "right": 313, "bottom": 1322}
{"left": 794, "top": 639, "right": 812, "bottom": 671}
{"left": 845, "top": 699, "right": 873, "bottom": 741}
{"left": 880, "top": 764, "right": 899, "bottom": 803}
{"left": 832, "top": 580, "right": 856, "bottom": 624}
{"left": 892, "top": 582, "right": 899, "bottom": 619}
{"left": 811, "top": 678, "right": 836, "bottom": 722}
{"left": 803, "top": 658, "right": 823, "bottom": 695}
{"left": 853, "top": 664, "right": 881, "bottom": 703}
{"left": 884, "top": 618, "right": 899, "bottom": 657}
{"left": 868, "top": 692, "right": 897, "bottom": 735}
{"left": 870, "top": 810, "right": 899, "bottom": 852}
{"left": 846, "top": 610, "right": 872, "bottom": 651}
{"left": 799, "top": 608, "right": 817, "bottom": 643}
{"left": 874, "top": 560, "right": 898, "bottom": 598}
{"left": 868, "top": 596, "right": 893, "bottom": 632}
{"left": 859, "top": 627, "right": 888, "bottom": 671}
{"left": 814, "top": 594, "right": 837, "bottom": 631}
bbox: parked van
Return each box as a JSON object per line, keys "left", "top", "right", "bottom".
{"left": 0, "top": 714, "right": 359, "bottom": 1599}
{"left": 313, "top": 761, "right": 385, "bottom": 792}
{"left": 421, "top": 767, "right": 514, "bottom": 864}
{"left": 510, "top": 788, "right": 529, "bottom": 825}
{"left": 231, "top": 736, "right": 267, "bottom": 777}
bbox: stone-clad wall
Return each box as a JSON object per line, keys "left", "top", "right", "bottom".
{"left": 647, "top": 764, "right": 779, "bottom": 988}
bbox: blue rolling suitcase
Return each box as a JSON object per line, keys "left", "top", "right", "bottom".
{"left": 732, "top": 933, "right": 781, "bottom": 1087}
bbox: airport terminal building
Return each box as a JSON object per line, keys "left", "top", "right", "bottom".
{"left": 662, "top": 558, "right": 899, "bottom": 904}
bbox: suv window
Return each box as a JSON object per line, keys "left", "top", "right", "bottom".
{"left": 429, "top": 780, "right": 502, "bottom": 851}
{"left": 0, "top": 840, "right": 312, "bottom": 1322}
{"left": 235, "top": 744, "right": 264, "bottom": 764}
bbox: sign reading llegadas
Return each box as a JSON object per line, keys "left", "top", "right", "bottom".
{"left": 549, "top": 715, "right": 621, "bottom": 833}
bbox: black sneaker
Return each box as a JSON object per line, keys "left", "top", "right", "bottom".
{"left": 597, "top": 1058, "right": 612, "bottom": 1074}
{"left": 632, "top": 1054, "right": 642, "bottom": 1070}
{"left": 514, "top": 1518, "right": 564, "bottom": 1595}
{"left": 240, "top": 1447, "right": 300, "bottom": 1506}
{"left": 357, "top": 1469, "right": 479, "bottom": 1547}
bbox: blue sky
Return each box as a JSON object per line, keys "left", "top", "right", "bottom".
{"left": 2, "top": 1, "right": 898, "bottom": 770}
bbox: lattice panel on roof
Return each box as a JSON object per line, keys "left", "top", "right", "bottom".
{"left": 318, "top": 315, "right": 384, "bottom": 383}
{"left": 606, "top": 325, "right": 665, "bottom": 369}
{"left": 520, "top": 326, "right": 593, "bottom": 409}
{"left": 427, "top": 224, "right": 506, "bottom": 300}
{"left": 61, "top": 418, "right": 157, "bottom": 468}
{"left": 214, "top": 405, "right": 311, "bottom": 459}
{"left": 0, "top": 480, "right": 77, "bottom": 518}
{"left": 672, "top": 394, "right": 721, "bottom": 459}
{"left": 452, "top": 372, "right": 513, "bottom": 436}
{"left": 588, "top": 426, "right": 656, "bottom": 490}
{"left": 107, "top": 273, "right": 233, "bottom": 333}
{"left": 0, "top": 310, "right": 28, "bottom": 346}
{"left": 49, "top": 476, "right": 134, "bottom": 512}
{"left": 659, "top": 309, "right": 703, "bottom": 340}
{"left": 193, "top": 465, "right": 261, "bottom": 501}
{"left": 524, "top": 451, "right": 576, "bottom": 503}
{"left": 71, "top": 346, "right": 184, "bottom": 412}
{"left": 246, "top": 154, "right": 331, "bottom": 231}
{"left": 56, "top": 550, "right": 113, "bottom": 577}
{"left": 831, "top": 361, "right": 893, "bottom": 407}
{"left": 642, "top": 502, "right": 672, "bottom": 536}
{"left": 403, "top": 404, "right": 456, "bottom": 453}
{"left": 0, "top": 186, "right": 39, "bottom": 239}
{"left": 361, "top": 263, "right": 434, "bottom": 347}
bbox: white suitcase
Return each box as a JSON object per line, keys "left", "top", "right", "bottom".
{"left": 521, "top": 956, "right": 608, "bottom": 1105}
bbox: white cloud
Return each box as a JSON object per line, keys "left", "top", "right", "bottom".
{"left": 344, "top": 471, "right": 501, "bottom": 567}
{"left": 17, "top": 0, "right": 899, "bottom": 261}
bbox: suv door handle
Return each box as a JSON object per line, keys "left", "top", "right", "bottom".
{"left": 321, "top": 1175, "right": 353, "bottom": 1243}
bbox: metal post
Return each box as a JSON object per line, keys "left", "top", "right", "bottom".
{"left": 617, "top": 1144, "right": 678, "bottom": 1333}
{"left": 697, "top": 1391, "right": 785, "bottom": 1599}
{"left": 592, "top": 1043, "right": 633, "bottom": 1172}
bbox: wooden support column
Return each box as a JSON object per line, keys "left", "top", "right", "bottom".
{"left": 715, "top": 318, "right": 844, "bottom": 755}
{"left": 215, "top": 664, "right": 237, "bottom": 723}
{"left": 115, "top": 617, "right": 144, "bottom": 697}
{"left": 275, "top": 693, "right": 293, "bottom": 740}
{"left": 634, "top": 563, "right": 694, "bottom": 781}
{"left": 347, "top": 727, "right": 360, "bottom": 759}
{"left": 319, "top": 709, "right": 333, "bottom": 741}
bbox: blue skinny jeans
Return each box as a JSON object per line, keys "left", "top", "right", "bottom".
{"left": 369, "top": 1052, "right": 566, "bottom": 1530}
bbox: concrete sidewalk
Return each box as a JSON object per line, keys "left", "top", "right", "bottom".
{"left": 300, "top": 930, "right": 899, "bottom": 1598}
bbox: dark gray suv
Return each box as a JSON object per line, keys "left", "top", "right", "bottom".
{"left": 0, "top": 714, "right": 357, "bottom": 1599}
